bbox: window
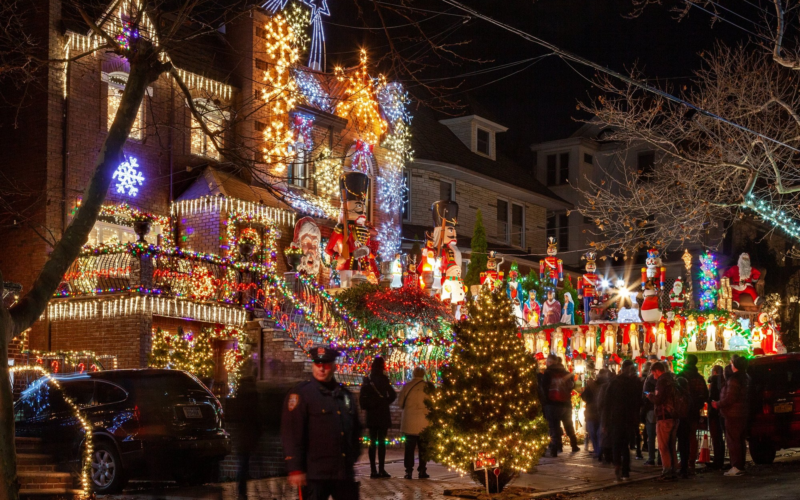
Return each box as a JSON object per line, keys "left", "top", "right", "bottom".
{"left": 88, "top": 220, "right": 163, "bottom": 246}
{"left": 476, "top": 128, "right": 490, "bottom": 155}
{"left": 62, "top": 381, "right": 96, "bottom": 408}
{"left": 191, "top": 99, "right": 224, "bottom": 160}
{"left": 497, "top": 199, "right": 509, "bottom": 241}
{"left": 439, "top": 180, "right": 454, "bottom": 201}
{"left": 637, "top": 151, "right": 656, "bottom": 181}
{"left": 107, "top": 72, "right": 143, "bottom": 140}
{"left": 402, "top": 171, "right": 411, "bottom": 221}
{"left": 95, "top": 382, "right": 128, "bottom": 405}
{"left": 288, "top": 137, "right": 309, "bottom": 188}
{"left": 511, "top": 203, "right": 524, "bottom": 247}
{"left": 255, "top": 121, "right": 267, "bottom": 132}
{"left": 584, "top": 153, "right": 593, "bottom": 164}
{"left": 546, "top": 213, "right": 569, "bottom": 251}
{"left": 546, "top": 153, "right": 570, "bottom": 185}
{"left": 255, "top": 58, "right": 269, "bottom": 71}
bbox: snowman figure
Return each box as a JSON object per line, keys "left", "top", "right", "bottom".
{"left": 640, "top": 249, "right": 666, "bottom": 323}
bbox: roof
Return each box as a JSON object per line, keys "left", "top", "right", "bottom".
{"left": 410, "top": 106, "right": 567, "bottom": 203}
{"left": 177, "top": 167, "right": 292, "bottom": 211}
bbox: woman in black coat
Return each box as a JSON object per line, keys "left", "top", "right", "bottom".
{"left": 360, "top": 357, "right": 397, "bottom": 478}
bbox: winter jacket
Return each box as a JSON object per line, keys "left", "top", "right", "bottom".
{"left": 708, "top": 374, "right": 724, "bottom": 418}
{"left": 718, "top": 372, "right": 749, "bottom": 419}
{"left": 678, "top": 365, "right": 710, "bottom": 417}
{"left": 397, "top": 377, "right": 432, "bottom": 435}
{"left": 581, "top": 377, "right": 605, "bottom": 422}
{"left": 360, "top": 372, "right": 397, "bottom": 429}
{"left": 649, "top": 372, "right": 677, "bottom": 420}
{"left": 540, "top": 364, "right": 574, "bottom": 408}
{"left": 601, "top": 373, "right": 643, "bottom": 437}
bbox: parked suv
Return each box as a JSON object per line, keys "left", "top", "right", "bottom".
{"left": 747, "top": 353, "right": 800, "bottom": 464}
{"left": 14, "top": 369, "right": 230, "bottom": 494}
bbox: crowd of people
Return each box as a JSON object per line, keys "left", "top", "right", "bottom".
{"left": 539, "top": 353, "right": 751, "bottom": 481}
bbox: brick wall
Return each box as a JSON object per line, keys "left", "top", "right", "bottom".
{"left": 49, "top": 312, "right": 151, "bottom": 369}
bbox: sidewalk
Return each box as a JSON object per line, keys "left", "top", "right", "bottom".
{"left": 103, "top": 448, "right": 664, "bottom": 500}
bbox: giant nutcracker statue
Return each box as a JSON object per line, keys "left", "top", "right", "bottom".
{"left": 480, "top": 251, "right": 504, "bottom": 291}
{"left": 722, "top": 252, "right": 763, "bottom": 308}
{"left": 577, "top": 251, "right": 599, "bottom": 323}
{"left": 540, "top": 236, "right": 564, "bottom": 288}
{"left": 640, "top": 248, "right": 666, "bottom": 323}
{"left": 431, "top": 200, "right": 466, "bottom": 305}
{"left": 324, "top": 172, "right": 379, "bottom": 288}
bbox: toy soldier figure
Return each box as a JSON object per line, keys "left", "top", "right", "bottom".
{"left": 431, "top": 200, "right": 465, "bottom": 305}
{"left": 325, "top": 172, "right": 379, "bottom": 288}
{"left": 480, "top": 251, "right": 504, "bottom": 291}
{"left": 577, "top": 251, "right": 599, "bottom": 324}
{"left": 282, "top": 347, "right": 361, "bottom": 500}
{"left": 539, "top": 236, "right": 563, "bottom": 288}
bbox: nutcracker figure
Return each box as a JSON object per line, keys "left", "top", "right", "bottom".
{"left": 640, "top": 248, "right": 666, "bottom": 323}
{"left": 540, "top": 236, "right": 563, "bottom": 288}
{"left": 577, "top": 251, "right": 600, "bottom": 322}
{"left": 324, "top": 172, "right": 379, "bottom": 287}
{"left": 722, "top": 252, "right": 763, "bottom": 308}
{"left": 431, "top": 200, "right": 465, "bottom": 305}
{"left": 481, "top": 251, "right": 504, "bottom": 291}
{"left": 403, "top": 255, "right": 420, "bottom": 288}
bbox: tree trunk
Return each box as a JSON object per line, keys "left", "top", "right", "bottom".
{"left": 0, "top": 46, "right": 166, "bottom": 500}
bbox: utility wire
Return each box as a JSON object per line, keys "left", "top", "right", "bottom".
{"left": 437, "top": 0, "right": 800, "bottom": 154}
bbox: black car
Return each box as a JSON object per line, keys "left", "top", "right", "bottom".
{"left": 14, "top": 369, "right": 231, "bottom": 494}
{"left": 747, "top": 353, "right": 800, "bottom": 464}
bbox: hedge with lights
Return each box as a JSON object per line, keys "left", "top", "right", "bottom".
{"left": 423, "top": 287, "right": 549, "bottom": 493}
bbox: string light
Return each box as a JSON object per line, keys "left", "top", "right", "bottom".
{"left": 699, "top": 251, "right": 719, "bottom": 310}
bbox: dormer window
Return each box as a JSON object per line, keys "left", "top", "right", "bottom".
{"left": 476, "top": 128, "right": 490, "bottom": 156}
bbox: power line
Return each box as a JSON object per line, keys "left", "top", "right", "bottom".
{"left": 437, "top": 0, "right": 800, "bottom": 154}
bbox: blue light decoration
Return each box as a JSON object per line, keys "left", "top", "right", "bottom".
{"left": 743, "top": 193, "right": 800, "bottom": 241}
{"left": 698, "top": 250, "right": 718, "bottom": 310}
{"left": 264, "top": 0, "right": 330, "bottom": 71}
{"left": 112, "top": 157, "right": 144, "bottom": 197}
{"left": 293, "top": 68, "right": 332, "bottom": 111}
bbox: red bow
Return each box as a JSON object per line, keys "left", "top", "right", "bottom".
{"left": 609, "top": 354, "right": 622, "bottom": 364}
{"left": 661, "top": 356, "right": 674, "bottom": 361}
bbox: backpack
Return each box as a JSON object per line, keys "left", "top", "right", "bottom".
{"left": 672, "top": 377, "right": 691, "bottom": 419}
{"left": 359, "top": 377, "right": 378, "bottom": 411}
{"left": 548, "top": 371, "right": 574, "bottom": 403}
{"left": 685, "top": 373, "right": 709, "bottom": 414}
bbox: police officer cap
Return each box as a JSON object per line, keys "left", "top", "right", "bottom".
{"left": 310, "top": 346, "right": 340, "bottom": 363}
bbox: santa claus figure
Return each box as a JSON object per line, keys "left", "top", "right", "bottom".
{"left": 431, "top": 200, "right": 465, "bottom": 305}
{"left": 481, "top": 251, "right": 504, "bottom": 291}
{"left": 523, "top": 294, "right": 541, "bottom": 328}
{"left": 577, "top": 251, "right": 599, "bottom": 323}
{"left": 293, "top": 217, "right": 322, "bottom": 276}
{"left": 325, "top": 172, "right": 379, "bottom": 287}
{"left": 722, "top": 253, "right": 763, "bottom": 308}
{"left": 669, "top": 278, "right": 685, "bottom": 309}
{"left": 540, "top": 237, "right": 563, "bottom": 288}
{"left": 640, "top": 248, "right": 666, "bottom": 323}
{"left": 541, "top": 288, "right": 562, "bottom": 326}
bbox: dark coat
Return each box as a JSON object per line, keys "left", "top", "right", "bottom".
{"left": 360, "top": 372, "right": 397, "bottom": 429}
{"left": 678, "top": 365, "right": 711, "bottom": 417}
{"left": 231, "top": 376, "right": 261, "bottom": 454}
{"left": 602, "top": 374, "right": 643, "bottom": 437}
{"left": 708, "top": 374, "right": 724, "bottom": 419}
{"left": 541, "top": 364, "right": 574, "bottom": 408}
{"left": 649, "top": 372, "right": 676, "bottom": 420}
{"left": 281, "top": 379, "right": 362, "bottom": 480}
{"left": 581, "top": 377, "right": 604, "bottom": 422}
{"left": 718, "top": 372, "right": 749, "bottom": 419}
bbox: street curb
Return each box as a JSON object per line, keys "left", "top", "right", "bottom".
{"left": 528, "top": 471, "right": 663, "bottom": 499}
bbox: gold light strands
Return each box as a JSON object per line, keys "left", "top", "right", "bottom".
{"left": 334, "top": 50, "right": 388, "bottom": 145}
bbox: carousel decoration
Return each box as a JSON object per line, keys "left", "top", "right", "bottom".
{"left": 430, "top": 200, "right": 465, "bottom": 306}
{"left": 324, "top": 172, "right": 379, "bottom": 288}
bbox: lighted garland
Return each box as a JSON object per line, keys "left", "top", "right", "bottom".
{"left": 699, "top": 251, "right": 719, "bottom": 310}
{"left": 224, "top": 211, "right": 278, "bottom": 263}
{"left": 10, "top": 366, "right": 94, "bottom": 496}
{"left": 77, "top": 201, "right": 174, "bottom": 247}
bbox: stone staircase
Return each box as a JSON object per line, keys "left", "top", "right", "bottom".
{"left": 16, "top": 437, "right": 82, "bottom": 499}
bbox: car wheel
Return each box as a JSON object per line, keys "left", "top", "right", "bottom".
{"left": 90, "top": 440, "right": 126, "bottom": 494}
{"left": 748, "top": 438, "right": 777, "bottom": 465}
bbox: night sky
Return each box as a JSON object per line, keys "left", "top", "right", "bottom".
{"left": 324, "top": 0, "right": 756, "bottom": 161}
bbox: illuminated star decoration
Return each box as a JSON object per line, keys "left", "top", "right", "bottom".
{"left": 263, "top": 0, "right": 330, "bottom": 71}
{"left": 112, "top": 157, "right": 145, "bottom": 197}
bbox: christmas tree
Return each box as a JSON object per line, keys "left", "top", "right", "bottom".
{"left": 464, "top": 209, "right": 487, "bottom": 286}
{"left": 423, "top": 287, "right": 549, "bottom": 492}
{"left": 148, "top": 328, "right": 172, "bottom": 368}
{"left": 191, "top": 328, "right": 215, "bottom": 378}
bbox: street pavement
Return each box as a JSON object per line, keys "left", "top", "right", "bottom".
{"left": 101, "top": 447, "right": 800, "bottom": 499}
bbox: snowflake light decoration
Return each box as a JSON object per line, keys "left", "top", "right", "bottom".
{"left": 112, "top": 157, "right": 145, "bottom": 197}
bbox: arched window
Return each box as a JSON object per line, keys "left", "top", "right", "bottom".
{"left": 190, "top": 99, "right": 225, "bottom": 160}
{"left": 107, "top": 71, "right": 144, "bottom": 140}
{"left": 288, "top": 135, "right": 309, "bottom": 188}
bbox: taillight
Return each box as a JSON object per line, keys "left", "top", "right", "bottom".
{"left": 763, "top": 402, "right": 772, "bottom": 415}
{"left": 134, "top": 405, "right": 141, "bottom": 421}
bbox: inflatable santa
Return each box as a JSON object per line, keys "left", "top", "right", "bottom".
{"left": 640, "top": 248, "right": 666, "bottom": 323}
{"left": 722, "top": 253, "right": 762, "bottom": 308}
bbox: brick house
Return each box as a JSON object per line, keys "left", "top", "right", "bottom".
{"left": 403, "top": 105, "right": 570, "bottom": 278}
{"left": 0, "top": 1, "right": 406, "bottom": 389}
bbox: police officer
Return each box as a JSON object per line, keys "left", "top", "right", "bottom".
{"left": 282, "top": 347, "right": 362, "bottom": 500}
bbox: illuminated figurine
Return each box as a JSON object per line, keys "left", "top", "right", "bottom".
{"left": 602, "top": 324, "right": 617, "bottom": 355}
{"left": 722, "top": 323, "right": 734, "bottom": 351}
{"left": 431, "top": 200, "right": 465, "bottom": 305}
{"left": 390, "top": 253, "right": 403, "bottom": 288}
{"left": 541, "top": 289, "right": 562, "bottom": 326}
{"left": 585, "top": 325, "right": 597, "bottom": 355}
{"left": 756, "top": 312, "right": 777, "bottom": 354}
{"left": 293, "top": 216, "right": 322, "bottom": 276}
{"left": 629, "top": 324, "right": 641, "bottom": 358}
{"left": 640, "top": 249, "right": 666, "bottom": 323}
{"left": 655, "top": 322, "right": 668, "bottom": 358}
{"left": 325, "top": 172, "right": 379, "bottom": 287}
{"left": 556, "top": 340, "right": 567, "bottom": 366}
{"left": 669, "top": 278, "right": 685, "bottom": 309}
{"left": 535, "top": 330, "right": 547, "bottom": 355}
{"left": 561, "top": 292, "right": 575, "bottom": 325}
{"left": 722, "top": 252, "right": 763, "bottom": 308}
{"left": 596, "top": 345, "right": 605, "bottom": 370}
{"left": 551, "top": 327, "right": 565, "bottom": 355}
{"left": 403, "top": 255, "right": 420, "bottom": 288}
{"left": 539, "top": 236, "right": 563, "bottom": 288}
{"left": 523, "top": 294, "right": 541, "bottom": 328}
{"left": 507, "top": 263, "right": 525, "bottom": 325}
{"left": 667, "top": 321, "right": 682, "bottom": 357}
{"left": 481, "top": 251, "right": 504, "bottom": 291}
{"left": 577, "top": 251, "right": 600, "bottom": 323}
